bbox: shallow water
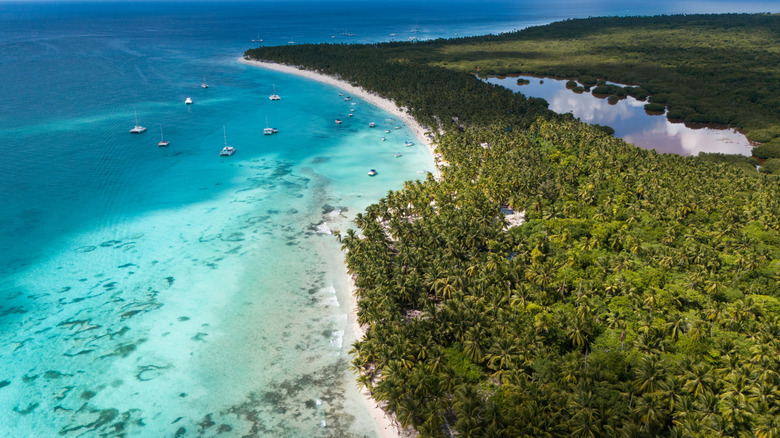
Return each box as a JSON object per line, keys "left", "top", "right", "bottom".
{"left": 2, "top": 1, "right": 778, "bottom": 436}
{"left": 485, "top": 75, "right": 754, "bottom": 156}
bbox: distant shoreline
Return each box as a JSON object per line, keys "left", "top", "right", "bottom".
{"left": 240, "top": 56, "right": 424, "bottom": 438}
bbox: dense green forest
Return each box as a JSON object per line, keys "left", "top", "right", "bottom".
{"left": 246, "top": 14, "right": 780, "bottom": 437}
{"left": 248, "top": 13, "right": 780, "bottom": 145}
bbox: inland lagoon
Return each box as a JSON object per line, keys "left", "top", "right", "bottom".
{"left": 484, "top": 75, "right": 755, "bottom": 156}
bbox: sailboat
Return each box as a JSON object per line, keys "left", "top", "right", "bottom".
{"left": 251, "top": 34, "right": 263, "bottom": 42}
{"left": 263, "top": 116, "right": 277, "bottom": 135}
{"left": 269, "top": 82, "right": 281, "bottom": 101}
{"left": 287, "top": 35, "right": 295, "bottom": 44}
{"left": 130, "top": 107, "right": 146, "bottom": 134}
{"left": 220, "top": 125, "right": 235, "bottom": 156}
{"left": 201, "top": 75, "right": 208, "bottom": 89}
{"left": 158, "top": 125, "right": 169, "bottom": 147}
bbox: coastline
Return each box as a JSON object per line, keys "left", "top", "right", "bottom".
{"left": 240, "top": 57, "right": 444, "bottom": 175}
{"left": 347, "top": 270, "right": 417, "bottom": 438}
{"left": 241, "top": 56, "right": 426, "bottom": 438}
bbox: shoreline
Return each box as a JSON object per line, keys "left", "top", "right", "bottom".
{"left": 240, "top": 57, "right": 444, "bottom": 176}
{"left": 241, "top": 57, "right": 425, "bottom": 438}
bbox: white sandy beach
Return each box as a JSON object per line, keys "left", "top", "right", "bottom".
{"left": 240, "top": 57, "right": 443, "bottom": 174}
{"left": 241, "top": 57, "right": 427, "bottom": 438}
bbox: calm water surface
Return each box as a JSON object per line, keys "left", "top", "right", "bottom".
{"left": 485, "top": 75, "right": 754, "bottom": 156}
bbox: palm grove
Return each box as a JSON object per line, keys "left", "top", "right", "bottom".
{"left": 247, "top": 13, "right": 780, "bottom": 437}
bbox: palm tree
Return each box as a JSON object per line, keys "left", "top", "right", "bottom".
{"left": 683, "top": 363, "right": 714, "bottom": 399}
{"left": 635, "top": 354, "right": 664, "bottom": 394}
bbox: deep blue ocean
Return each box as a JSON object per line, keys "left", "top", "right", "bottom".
{"left": 1, "top": 1, "right": 777, "bottom": 436}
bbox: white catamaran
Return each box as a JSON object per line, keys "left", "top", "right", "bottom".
{"left": 130, "top": 107, "right": 146, "bottom": 134}
{"left": 158, "top": 125, "right": 169, "bottom": 147}
{"left": 220, "top": 125, "right": 235, "bottom": 156}
{"left": 269, "top": 82, "right": 281, "bottom": 101}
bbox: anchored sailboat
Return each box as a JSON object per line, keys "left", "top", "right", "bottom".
{"left": 269, "top": 82, "right": 281, "bottom": 101}
{"left": 220, "top": 125, "right": 235, "bottom": 156}
{"left": 158, "top": 125, "right": 169, "bottom": 147}
{"left": 130, "top": 107, "right": 146, "bottom": 134}
{"left": 263, "top": 116, "right": 277, "bottom": 135}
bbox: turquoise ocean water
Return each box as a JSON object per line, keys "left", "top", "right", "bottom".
{"left": 2, "top": 1, "right": 778, "bottom": 436}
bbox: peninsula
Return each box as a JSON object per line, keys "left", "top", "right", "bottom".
{"left": 246, "top": 13, "right": 780, "bottom": 437}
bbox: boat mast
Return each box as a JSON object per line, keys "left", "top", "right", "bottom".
{"left": 223, "top": 125, "right": 227, "bottom": 147}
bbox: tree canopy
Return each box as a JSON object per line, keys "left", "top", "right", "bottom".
{"left": 251, "top": 13, "right": 780, "bottom": 143}
{"left": 245, "top": 14, "right": 780, "bottom": 437}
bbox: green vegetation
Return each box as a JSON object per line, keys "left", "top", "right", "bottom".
{"left": 696, "top": 152, "right": 758, "bottom": 173}
{"left": 246, "top": 13, "right": 780, "bottom": 437}
{"left": 339, "top": 121, "right": 780, "bottom": 437}
{"left": 253, "top": 13, "right": 780, "bottom": 143}
{"left": 643, "top": 103, "right": 667, "bottom": 113}
{"left": 761, "top": 158, "right": 780, "bottom": 174}
{"left": 429, "top": 14, "right": 780, "bottom": 143}
{"left": 245, "top": 46, "right": 549, "bottom": 133}
{"left": 753, "top": 142, "right": 780, "bottom": 160}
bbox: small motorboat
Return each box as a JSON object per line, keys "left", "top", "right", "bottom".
{"left": 344, "top": 97, "right": 351, "bottom": 101}
{"left": 381, "top": 137, "right": 386, "bottom": 141}
{"left": 368, "top": 169, "right": 377, "bottom": 176}
{"left": 335, "top": 119, "right": 342, "bottom": 124}
{"left": 185, "top": 97, "right": 193, "bottom": 105}
{"left": 395, "top": 152, "right": 402, "bottom": 158}
{"left": 369, "top": 123, "right": 375, "bottom": 128}
{"left": 348, "top": 113, "right": 353, "bottom": 117}
{"left": 385, "top": 130, "right": 391, "bottom": 133}
{"left": 404, "top": 141, "right": 414, "bottom": 146}
{"left": 394, "top": 126, "right": 402, "bottom": 130}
